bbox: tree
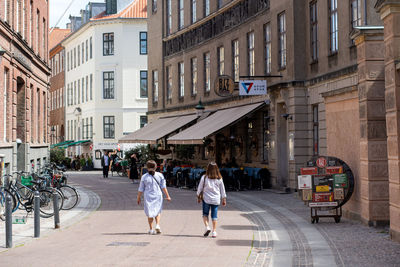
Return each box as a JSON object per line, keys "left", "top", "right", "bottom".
{"left": 50, "top": 147, "right": 65, "bottom": 164}
{"left": 124, "top": 145, "right": 159, "bottom": 166}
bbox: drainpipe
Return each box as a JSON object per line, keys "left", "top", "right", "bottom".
{"left": 161, "top": 0, "right": 166, "bottom": 110}
{"left": 364, "top": 0, "right": 368, "bottom": 25}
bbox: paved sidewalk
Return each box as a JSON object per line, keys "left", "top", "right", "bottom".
{"left": 0, "top": 184, "right": 101, "bottom": 252}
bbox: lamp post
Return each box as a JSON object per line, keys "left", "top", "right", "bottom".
{"left": 195, "top": 99, "right": 205, "bottom": 117}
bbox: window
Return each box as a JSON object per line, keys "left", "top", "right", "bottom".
{"left": 4, "top": 0, "right": 8, "bottom": 22}
{"left": 217, "top": 46, "right": 224, "bottom": 76}
{"left": 167, "top": 0, "right": 172, "bottom": 35}
{"left": 74, "top": 81, "right": 76, "bottom": 105}
{"left": 329, "top": 0, "right": 338, "bottom": 53}
{"left": 16, "top": 0, "right": 20, "bottom": 33}
{"left": 90, "top": 37, "right": 93, "bottom": 59}
{"left": 3, "top": 69, "right": 8, "bottom": 142}
{"left": 191, "top": 57, "right": 197, "bottom": 96}
{"left": 179, "top": 0, "right": 184, "bottom": 29}
{"left": 89, "top": 117, "right": 93, "bottom": 138}
{"left": 77, "top": 79, "right": 80, "bottom": 104}
{"left": 103, "top": 116, "right": 115, "bottom": 139}
{"left": 43, "top": 18, "right": 46, "bottom": 59}
{"left": 90, "top": 74, "right": 93, "bottom": 100}
{"left": 218, "top": 0, "right": 223, "bottom": 9}
{"left": 351, "top": 0, "right": 362, "bottom": 28}
{"left": 140, "top": 32, "right": 147, "bottom": 54}
{"left": 86, "top": 40, "right": 88, "bottom": 61}
{"left": 36, "top": 10, "right": 39, "bottom": 53}
{"left": 140, "top": 116, "right": 148, "bottom": 128}
{"left": 263, "top": 111, "right": 270, "bottom": 163}
{"left": 264, "top": 23, "right": 272, "bottom": 74}
{"left": 204, "top": 0, "right": 210, "bottom": 16}
{"left": 232, "top": 40, "right": 239, "bottom": 82}
{"left": 78, "top": 44, "right": 80, "bottom": 66}
{"left": 81, "top": 79, "right": 84, "bottom": 103}
{"left": 152, "top": 70, "right": 159, "bottom": 103}
{"left": 278, "top": 12, "right": 287, "bottom": 69}
{"left": 313, "top": 105, "right": 319, "bottom": 155}
{"left": 152, "top": 0, "right": 157, "bottom": 13}
{"left": 166, "top": 66, "right": 172, "bottom": 100}
{"left": 103, "top": 33, "right": 114, "bottom": 56}
{"left": 103, "top": 72, "right": 114, "bottom": 99}
{"left": 248, "top": 32, "right": 255, "bottom": 76}
{"left": 191, "top": 0, "right": 197, "bottom": 23}
{"left": 140, "top": 71, "right": 148, "bottom": 98}
{"left": 74, "top": 47, "right": 76, "bottom": 68}
{"left": 310, "top": 2, "right": 318, "bottom": 62}
{"left": 82, "top": 42, "right": 84, "bottom": 64}
{"left": 204, "top": 52, "right": 210, "bottom": 92}
{"left": 86, "top": 76, "right": 88, "bottom": 102}
{"left": 178, "top": 62, "right": 184, "bottom": 98}
{"left": 29, "top": 1, "right": 32, "bottom": 44}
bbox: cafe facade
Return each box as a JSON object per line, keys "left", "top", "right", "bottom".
{"left": 121, "top": 0, "right": 400, "bottom": 241}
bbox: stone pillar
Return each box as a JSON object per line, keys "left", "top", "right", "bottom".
{"left": 352, "top": 27, "right": 389, "bottom": 226}
{"left": 376, "top": 0, "right": 400, "bottom": 242}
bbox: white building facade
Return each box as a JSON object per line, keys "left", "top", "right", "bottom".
{"left": 63, "top": 13, "right": 147, "bottom": 168}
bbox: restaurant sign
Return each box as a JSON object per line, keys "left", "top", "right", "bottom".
{"left": 214, "top": 75, "right": 235, "bottom": 97}
{"left": 239, "top": 80, "right": 267, "bottom": 95}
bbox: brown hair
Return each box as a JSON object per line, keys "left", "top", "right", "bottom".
{"left": 205, "top": 162, "right": 222, "bottom": 179}
{"left": 146, "top": 160, "right": 157, "bottom": 176}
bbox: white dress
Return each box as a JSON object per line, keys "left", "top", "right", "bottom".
{"left": 138, "top": 172, "right": 166, "bottom": 218}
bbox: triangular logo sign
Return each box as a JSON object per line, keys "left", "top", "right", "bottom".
{"left": 241, "top": 82, "right": 254, "bottom": 94}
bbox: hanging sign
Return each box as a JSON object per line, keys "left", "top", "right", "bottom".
{"left": 239, "top": 80, "right": 267, "bottom": 95}
{"left": 214, "top": 75, "right": 235, "bottom": 97}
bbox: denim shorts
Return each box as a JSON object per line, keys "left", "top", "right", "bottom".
{"left": 202, "top": 201, "right": 219, "bottom": 221}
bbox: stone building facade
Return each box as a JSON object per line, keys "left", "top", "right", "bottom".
{"left": 49, "top": 28, "right": 70, "bottom": 145}
{"left": 0, "top": 0, "right": 50, "bottom": 172}
{"left": 144, "top": 0, "right": 400, "bottom": 241}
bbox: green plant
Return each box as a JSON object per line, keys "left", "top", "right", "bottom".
{"left": 50, "top": 148, "right": 65, "bottom": 164}
{"left": 87, "top": 157, "right": 93, "bottom": 167}
{"left": 80, "top": 158, "right": 86, "bottom": 169}
{"left": 124, "top": 145, "right": 159, "bottom": 165}
{"left": 175, "top": 145, "right": 195, "bottom": 161}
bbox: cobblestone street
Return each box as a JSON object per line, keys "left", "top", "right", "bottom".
{"left": 1, "top": 172, "right": 399, "bottom": 266}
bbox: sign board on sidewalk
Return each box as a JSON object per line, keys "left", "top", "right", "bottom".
{"left": 239, "top": 80, "right": 267, "bottom": 95}
{"left": 298, "top": 175, "right": 312, "bottom": 189}
{"left": 309, "top": 202, "right": 338, "bottom": 207}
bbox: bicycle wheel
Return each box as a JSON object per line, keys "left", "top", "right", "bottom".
{"left": 0, "top": 190, "right": 17, "bottom": 221}
{"left": 59, "top": 185, "right": 79, "bottom": 210}
{"left": 38, "top": 189, "right": 64, "bottom": 218}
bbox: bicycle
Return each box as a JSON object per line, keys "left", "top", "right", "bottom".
{"left": 50, "top": 173, "right": 79, "bottom": 210}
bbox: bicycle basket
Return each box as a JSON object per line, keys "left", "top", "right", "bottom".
{"left": 21, "top": 175, "right": 33, "bottom": 186}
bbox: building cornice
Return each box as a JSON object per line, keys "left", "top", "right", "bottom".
{"left": 375, "top": 0, "right": 400, "bottom": 19}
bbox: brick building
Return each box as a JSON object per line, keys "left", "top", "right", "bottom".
{"left": 0, "top": 0, "right": 50, "bottom": 172}
{"left": 49, "top": 28, "right": 70, "bottom": 145}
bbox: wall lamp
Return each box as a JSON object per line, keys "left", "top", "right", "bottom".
{"left": 264, "top": 116, "right": 274, "bottom": 122}
{"left": 281, "top": 114, "right": 293, "bottom": 120}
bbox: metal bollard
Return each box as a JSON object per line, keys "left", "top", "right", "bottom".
{"left": 34, "top": 191, "right": 40, "bottom": 238}
{"left": 5, "top": 194, "right": 12, "bottom": 248}
{"left": 52, "top": 189, "right": 60, "bottom": 229}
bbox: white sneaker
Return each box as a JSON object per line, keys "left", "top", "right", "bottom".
{"left": 204, "top": 226, "right": 211, "bottom": 237}
{"left": 155, "top": 225, "right": 162, "bottom": 234}
{"left": 211, "top": 231, "right": 217, "bottom": 238}
{"left": 148, "top": 229, "right": 156, "bottom": 235}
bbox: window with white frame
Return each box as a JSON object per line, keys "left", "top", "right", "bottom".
{"left": 153, "top": 70, "right": 159, "bottom": 103}
{"left": 103, "top": 116, "right": 115, "bottom": 139}
{"left": 204, "top": 0, "right": 210, "bottom": 16}
{"left": 191, "top": 0, "right": 197, "bottom": 23}
{"left": 86, "top": 40, "right": 88, "bottom": 61}
{"left": 264, "top": 23, "right": 272, "bottom": 74}
{"left": 278, "top": 12, "right": 287, "bottom": 68}
{"left": 103, "top": 33, "right": 114, "bottom": 56}
{"left": 191, "top": 57, "right": 197, "bottom": 96}
{"left": 90, "top": 37, "right": 93, "bottom": 59}
{"left": 232, "top": 39, "right": 239, "bottom": 82}
{"left": 218, "top": 46, "right": 224, "bottom": 76}
{"left": 329, "top": 0, "right": 338, "bottom": 53}
{"left": 351, "top": 0, "right": 362, "bottom": 28}
{"left": 140, "top": 32, "right": 147, "bottom": 54}
{"left": 140, "top": 116, "right": 148, "bottom": 128}
{"left": 166, "top": 66, "right": 172, "bottom": 100}
{"left": 248, "top": 32, "right": 255, "bottom": 76}
{"left": 178, "top": 62, "right": 184, "bottom": 98}
{"left": 179, "top": 0, "right": 184, "bottom": 29}
{"left": 90, "top": 74, "right": 93, "bottom": 100}
{"left": 204, "top": 52, "right": 210, "bottom": 92}
{"left": 167, "top": 0, "right": 172, "bottom": 35}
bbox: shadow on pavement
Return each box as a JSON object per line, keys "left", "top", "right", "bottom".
{"left": 216, "top": 239, "right": 252, "bottom": 246}
{"left": 221, "top": 225, "right": 258, "bottom": 230}
{"left": 102, "top": 232, "right": 147, "bottom": 236}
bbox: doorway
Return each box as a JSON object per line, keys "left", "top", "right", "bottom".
{"left": 277, "top": 103, "right": 288, "bottom": 187}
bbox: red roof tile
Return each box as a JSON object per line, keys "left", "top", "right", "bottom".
{"left": 91, "top": 0, "right": 147, "bottom": 21}
{"left": 49, "top": 28, "right": 71, "bottom": 50}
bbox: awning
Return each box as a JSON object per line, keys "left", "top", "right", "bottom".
{"left": 167, "top": 102, "right": 265, "bottom": 144}
{"left": 119, "top": 114, "right": 199, "bottom": 144}
{"left": 51, "top": 140, "right": 74, "bottom": 148}
{"left": 60, "top": 139, "right": 91, "bottom": 148}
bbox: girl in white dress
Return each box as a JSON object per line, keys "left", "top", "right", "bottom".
{"left": 137, "top": 160, "right": 171, "bottom": 234}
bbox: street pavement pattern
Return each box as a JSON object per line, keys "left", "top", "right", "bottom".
{"left": 0, "top": 171, "right": 399, "bottom": 267}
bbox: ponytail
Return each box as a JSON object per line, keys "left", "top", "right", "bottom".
{"left": 148, "top": 170, "right": 155, "bottom": 176}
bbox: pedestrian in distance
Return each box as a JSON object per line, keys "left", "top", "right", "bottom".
{"left": 101, "top": 151, "right": 111, "bottom": 178}
{"left": 197, "top": 162, "right": 227, "bottom": 238}
{"left": 137, "top": 160, "right": 171, "bottom": 235}
{"left": 130, "top": 153, "right": 139, "bottom": 183}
